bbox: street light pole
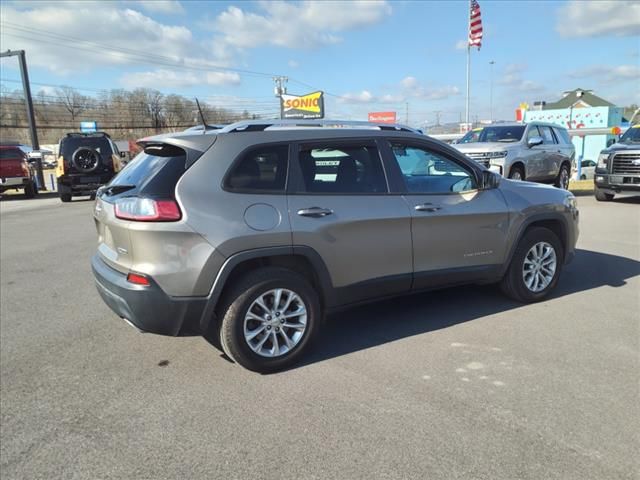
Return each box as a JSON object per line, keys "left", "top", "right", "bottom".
{"left": 489, "top": 60, "right": 495, "bottom": 123}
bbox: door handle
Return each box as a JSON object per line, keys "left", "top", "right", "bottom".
{"left": 297, "top": 207, "right": 334, "bottom": 218}
{"left": 414, "top": 204, "right": 442, "bottom": 212}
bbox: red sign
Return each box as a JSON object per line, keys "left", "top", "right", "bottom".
{"left": 368, "top": 111, "right": 397, "bottom": 124}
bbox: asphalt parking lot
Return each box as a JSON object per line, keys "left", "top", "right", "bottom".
{"left": 1, "top": 194, "right": 638, "bottom": 480}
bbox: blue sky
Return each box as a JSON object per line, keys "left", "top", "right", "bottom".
{"left": 1, "top": 0, "right": 638, "bottom": 127}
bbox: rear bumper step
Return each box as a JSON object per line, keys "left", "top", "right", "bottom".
{"left": 91, "top": 254, "right": 206, "bottom": 336}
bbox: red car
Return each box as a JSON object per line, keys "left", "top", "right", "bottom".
{"left": 0, "top": 145, "right": 38, "bottom": 198}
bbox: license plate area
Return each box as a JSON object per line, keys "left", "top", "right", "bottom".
{"left": 80, "top": 176, "right": 101, "bottom": 184}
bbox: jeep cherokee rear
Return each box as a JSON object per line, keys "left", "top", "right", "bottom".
{"left": 92, "top": 120, "right": 579, "bottom": 373}
{"left": 56, "top": 132, "right": 123, "bottom": 202}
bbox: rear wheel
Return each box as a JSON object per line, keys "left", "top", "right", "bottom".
{"left": 509, "top": 165, "right": 524, "bottom": 181}
{"left": 218, "top": 267, "right": 321, "bottom": 373}
{"left": 555, "top": 163, "right": 571, "bottom": 189}
{"left": 595, "top": 187, "right": 614, "bottom": 202}
{"left": 24, "top": 181, "right": 36, "bottom": 199}
{"left": 501, "top": 227, "right": 563, "bottom": 303}
{"left": 60, "top": 192, "right": 72, "bottom": 202}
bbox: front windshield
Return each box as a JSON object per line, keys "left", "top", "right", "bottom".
{"left": 477, "top": 125, "right": 526, "bottom": 143}
{"left": 458, "top": 129, "right": 482, "bottom": 143}
{"left": 619, "top": 126, "right": 640, "bottom": 143}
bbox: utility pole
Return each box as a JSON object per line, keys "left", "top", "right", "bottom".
{"left": 1, "top": 49, "right": 45, "bottom": 189}
{"left": 489, "top": 60, "right": 495, "bottom": 123}
{"left": 273, "top": 76, "right": 288, "bottom": 119}
{"left": 434, "top": 110, "right": 442, "bottom": 127}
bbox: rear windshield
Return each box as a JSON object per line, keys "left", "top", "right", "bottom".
{"left": 60, "top": 136, "right": 113, "bottom": 159}
{"left": 104, "top": 144, "right": 187, "bottom": 199}
{"left": 0, "top": 148, "right": 25, "bottom": 160}
{"left": 477, "top": 126, "right": 525, "bottom": 143}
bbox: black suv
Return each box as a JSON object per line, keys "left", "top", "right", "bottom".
{"left": 56, "top": 132, "right": 123, "bottom": 202}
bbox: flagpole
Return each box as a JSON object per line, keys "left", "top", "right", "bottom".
{"left": 465, "top": 0, "right": 471, "bottom": 130}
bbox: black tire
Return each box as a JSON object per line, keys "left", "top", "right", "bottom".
{"left": 594, "top": 187, "right": 614, "bottom": 202}
{"left": 24, "top": 181, "right": 36, "bottom": 199}
{"left": 500, "top": 227, "right": 564, "bottom": 303}
{"left": 554, "top": 163, "right": 571, "bottom": 189}
{"left": 60, "top": 192, "right": 72, "bottom": 202}
{"left": 217, "top": 267, "right": 321, "bottom": 373}
{"left": 509, "top": 165, "right": 525, "bottom": 181}
{"left": 71, "top": 147, "right": 100, "bottom": 173}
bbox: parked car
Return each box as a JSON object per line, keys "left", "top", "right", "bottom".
{"left": 56, "top": 132, "right": 123, "bottom": 202}
{"left": 594, "top": 125, "right": 640, "bottom": 201}
{"left": 91, "top": 120, "right": 579, "bottom": 372}
{"left": 579, "top": 159, "right": 596, "bottom": 180}
{"left": 0, "top": 144, "right": 38, "bottom": 198}
{"left": 452, "top": 122, "right": 575, "bottom": 189}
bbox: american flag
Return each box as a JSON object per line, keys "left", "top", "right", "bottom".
{"left": 468, "top": 0, "right": 483, "bottom": 50}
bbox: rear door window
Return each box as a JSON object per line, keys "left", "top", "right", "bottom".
{"left": 296, "top": 144, "right": 387, "bottom": 194}
{"left": 553, "top": 127, "right": 571, "bottom": 144}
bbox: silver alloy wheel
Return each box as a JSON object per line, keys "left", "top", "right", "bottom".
{"left": 522, "top": 241, "right": 557, "bottom": 293}
{"left": 243, "top": 288, "right": 307, "bottom": 358}
{"left": 510, "top": 170, "right": 523, "bottom": 181}
{"left": 559, "top": 166, "right": 570, "bottom": 189}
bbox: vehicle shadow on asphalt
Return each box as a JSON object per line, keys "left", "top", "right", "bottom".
{"left": 285, "top": 248, "right": 640, "bottom": 371}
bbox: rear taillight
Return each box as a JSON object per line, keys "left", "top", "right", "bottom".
{"left": 21, "top": 162, "right": 30, "bottom": 176}
{"left": 127, "top": 272, "right": 150, "bottom": 286}
{"left": 114, "top": 197, "right": 181, "bottom": 222}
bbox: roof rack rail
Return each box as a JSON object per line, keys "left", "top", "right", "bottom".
{"left": 218, "top": 119, "right": 420, "bottom": 134}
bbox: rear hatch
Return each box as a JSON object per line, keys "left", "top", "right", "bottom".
{"left": 0, "top": 148, "right": 28, "bottom": 178}
{"left": 94, "top": 143, "right": 194, "bottom": 273}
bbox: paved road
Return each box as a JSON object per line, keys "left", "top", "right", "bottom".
{"left": 1, "top": 195, "right": 638, "bottom": 480}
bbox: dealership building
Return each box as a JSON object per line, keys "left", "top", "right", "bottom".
{"left": 523, "top": 88, "right": 624, "bottom": 164}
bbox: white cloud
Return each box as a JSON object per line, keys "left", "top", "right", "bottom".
{"left": 212, "top": 1, "right": 392, "bottom": 50}
{"left": 130, "top": 1, "right": 185, "bottom": 14}
{"left": 557, "top": 0, "right": 640, "bottom": 37}
{"left": 498, "top": 64, "right": 543, "bottom": 92}
{"left": 569, "top": 65, "right": 640, "bottom": 85}
{"left": 455, "top": 39, "right": 467, "bottom": 50}
{"left": 339, "top": 90, "right": 376, "bottom": 104}
{"left": 0, "top": 3, "right": 230, "bottom": 76}
{"left": 401, "top": 76, "right": 460, "bottom": 100}
{"left": 288, "top": 59, "right": 299, "bottom": 68}
{"left": 120, "top": 69, "right": 240, "bottom": 88}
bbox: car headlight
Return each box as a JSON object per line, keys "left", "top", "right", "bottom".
{"left": 489, "top": 151, "right": 508, "bottom": 164}
{"left": 563, "top": 195, "right": 577, "bottom": 211}
{"left": 597, "top": 153, "right": 609, "bottom": 169}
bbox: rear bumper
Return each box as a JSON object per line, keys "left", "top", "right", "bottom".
{"left": 0, "top": 177, "right": 30, "bottom": 190}
{"left": 59, "top": 173, "right": 115, "bottom": 194}
{"left": 91, "top": 254, "right": 206, "bottom": 336}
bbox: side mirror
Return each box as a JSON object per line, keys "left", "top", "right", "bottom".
{"left": 527, "top": 136, "right": 543, "bottom": 148}
{"left": 606, "top": 138, "right": 615, "bottom": 147}
{"left": 481, "top": 170, "right": 500, "bottom": 190}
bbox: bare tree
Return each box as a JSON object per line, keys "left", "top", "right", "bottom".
{"left": 55, "top": 86, "right": 87, "bottom": 122}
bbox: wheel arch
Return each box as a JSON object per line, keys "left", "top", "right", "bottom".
{"left": 509, "top": 161, "right": 526, "bottom": 179}
{"left": 501, "top": 213, "right": 569, "bottom": 277}
{"left": 199, "top": 246, "right": 334, "bottom": 332}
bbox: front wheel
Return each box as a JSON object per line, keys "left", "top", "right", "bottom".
{"left": 218, "top": 267, "right": 321, "bottom": 373}
{"left": 509, "top": 166, "right": 525, "bottom": 181}
{"left": 595, "top": 187, "right": 614, "bottom": 202}
{"left": 501, "top": 227, "right": 564, "bottom": 303}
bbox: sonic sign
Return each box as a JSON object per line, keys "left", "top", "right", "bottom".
{"left": 281, "top": 91, "right": 324, "bottom": 119}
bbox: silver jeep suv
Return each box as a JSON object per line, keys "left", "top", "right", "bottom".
{"left": 92, "top": 120, "right": 579, "bottom": 372}
{"left": 453, "top": 122, "right": 575, "bottom": 189}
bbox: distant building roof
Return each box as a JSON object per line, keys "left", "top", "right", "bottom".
{"left": 543, "top": 88, "right": 615, "bottom": 110}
